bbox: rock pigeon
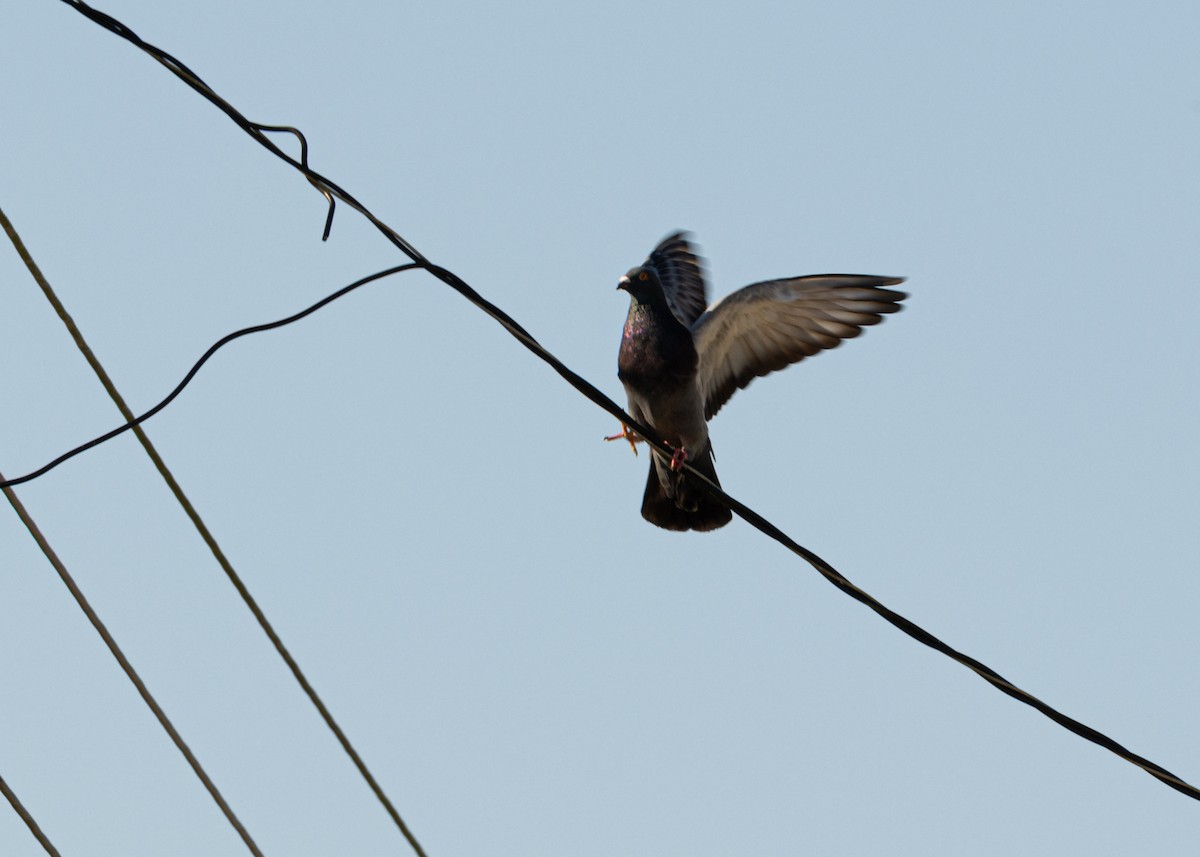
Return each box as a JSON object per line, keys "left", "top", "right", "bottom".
{"left": 610, "top": 232, "right": 906, "bottom": 532}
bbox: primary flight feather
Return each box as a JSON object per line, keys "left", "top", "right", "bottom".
{"left": 611, "top": 232, "right": 906, "bottom": 532}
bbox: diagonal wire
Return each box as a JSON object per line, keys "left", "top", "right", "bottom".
{"left": 1, "top": 475, "right": 264, "bottom": 856}
{"left": 28, "top": 0, "right": 1200, "bottom": 804}
{"left": 700, "top": 484, "right": 1200, "bottom": 801}
{"left": 0, "top": 208, "right": 428, "bottom": 857}
{"left": 0, "top": 771, "right": 62, "bottom": 857}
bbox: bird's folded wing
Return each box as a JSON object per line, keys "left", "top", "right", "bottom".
{"left": 646, "top": 231, "right": 709, "bottom": 328}
{"left": 692, "top": 275, "right": 907, "bottom": 419}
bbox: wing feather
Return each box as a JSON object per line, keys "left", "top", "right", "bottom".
{"left": 645, "top": 231, "right": 709, "bottom": 327}
{"left": 692, "top": 275, "right": 906, "bottom": 419}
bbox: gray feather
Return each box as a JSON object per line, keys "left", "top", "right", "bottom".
{"left": 691, "top": 275, "right": 907, "bottom": 420}
{"left": 645, "top": 231, "right": 709, "bottom": 328}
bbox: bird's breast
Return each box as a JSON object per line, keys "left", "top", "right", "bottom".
{"left": 617, "top": 313, "right": 698, "bottom": 395}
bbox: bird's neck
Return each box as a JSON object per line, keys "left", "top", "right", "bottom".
{"left": 625, "top": 297, "right": 680, "bottom": 337}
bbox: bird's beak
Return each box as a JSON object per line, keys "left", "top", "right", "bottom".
{"left": 617, "top": 275, "right": 631, "bottom": 292}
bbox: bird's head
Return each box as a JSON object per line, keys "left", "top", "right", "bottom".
{"left": 617, "top": 266, "right": 666, "bottom": 304}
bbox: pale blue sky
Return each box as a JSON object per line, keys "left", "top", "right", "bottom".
{"left": 3, "top": 1, "right": 1199, "bottom": 854}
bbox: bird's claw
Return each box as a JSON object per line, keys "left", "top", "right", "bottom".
{"left": 604, "top": 425, "right": 640, "bottom": 456}
{"left": 668, "top": 445, "right": 689, "bottom": 472}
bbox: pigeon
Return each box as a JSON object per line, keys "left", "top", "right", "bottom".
{"left": 609, "top": 232, "right": 906, "bottom": 532}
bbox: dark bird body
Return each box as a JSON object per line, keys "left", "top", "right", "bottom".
{"left": 613, "top": 232, "right": 906, "bottom": 532}
{"left": 617, "top": 273, "right": 727, "bottom": 530}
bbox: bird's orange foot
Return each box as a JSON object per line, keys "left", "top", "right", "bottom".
{"left": 603, "top": 425, "right": 640, "bottom": 456}
{"left": 668, "top": 445, "right": 689, "bottom": 472}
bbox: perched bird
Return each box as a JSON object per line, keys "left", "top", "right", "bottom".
{"left": 610, "top": 232, "right": 906, "bottom": 532}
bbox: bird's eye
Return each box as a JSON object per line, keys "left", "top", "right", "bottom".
{"left": 638, "top": 271, "right": 649, "bottom": 282}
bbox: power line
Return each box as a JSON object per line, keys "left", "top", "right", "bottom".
{"left": 702, "top": 484, "right": 1200, "bottom": 800}
{"left": 0, "top": 262, "right": 416, "bottom": 482}
{"left": 24, "top": 0, "right": 1200, "bottom": 807}
{"left": 0, "top": 771, "right": 61, "bottom": 857}
{"left": 0, "top": 207, "right": 428, "bottom": 856}
{"left": 1, "top": 474, "right": 264, "bottom": 856}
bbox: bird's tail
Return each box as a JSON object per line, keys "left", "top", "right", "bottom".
{"left": 640, "top": 441, "right": 732, "bottom": 532}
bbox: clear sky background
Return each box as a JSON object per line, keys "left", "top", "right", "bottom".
{"left": 2, "top": 1, "right": 1198, "bottom": 854}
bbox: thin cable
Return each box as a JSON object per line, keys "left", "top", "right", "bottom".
{"left": 0, "top": 771, "right": 61, "bottom": 857}
{"left": 0, "top": 256, "right": 420, "bottom": 489}
{"left": 58, "top": 0, "right": 426, "bottom": 262}
{"left": 1, "top": 475, "right": 264, "bottom": 856}
{"left": 41, "top": 0, "right": 1200, "bottom": 803}
{"left": 699, "top": 480, "right": 1200, "bottom": 799}
{"left": 0, "top": 208, "right": 428, "bottom": 857}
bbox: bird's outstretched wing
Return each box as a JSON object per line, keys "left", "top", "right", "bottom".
{"left": 645, "top": 231, "right": 709, "bottom": 327}
{"left": 692, "top": 275, "right": 907, "bottom": 419}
